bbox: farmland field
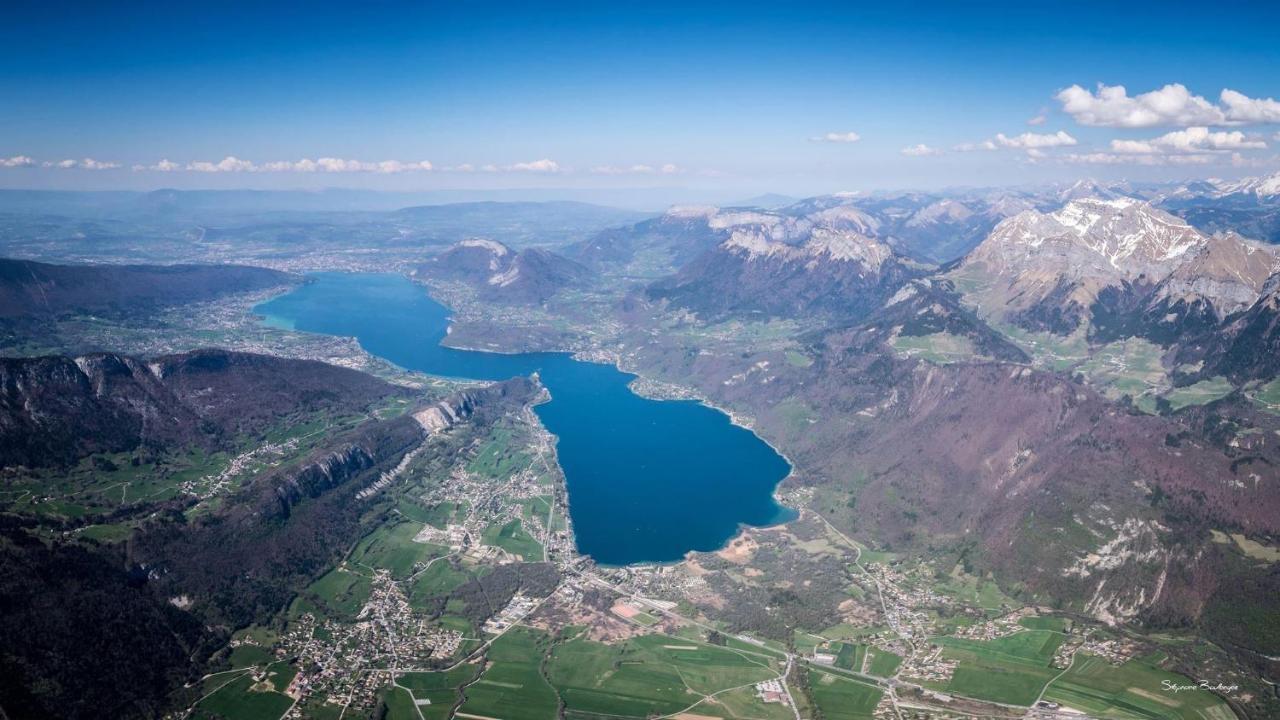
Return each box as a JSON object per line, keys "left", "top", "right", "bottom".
{"left": 459, "top": 627, "right": 559, "bottom": 720}
{"left": 1043, "top": 654, "right": 1236, "bottom": 720}
{"left": 546, "top": 633, "right": 779, "bottom": 718}
{"left": 934, "top": 630, "right": 1064, "bottom": 705}
{"left": 807, "top": 670, "right": 883, "bottom": 720}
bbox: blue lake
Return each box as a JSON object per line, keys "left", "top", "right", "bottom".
{"left": 255, "top": 272, "right": 794, "bottom": 565}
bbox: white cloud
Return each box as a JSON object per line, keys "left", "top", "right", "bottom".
{"left": 1057, "top": 83, "right": 1223, "bottom": 127}
{"left": 318, "top": 158, "right": 369, "bottom": 172}
{"left": 178, "top": 156, "right": 434, "bottom": 173}
{"left": 1110, "top": 127, "right": 1266, "bottom": 155}
{"left": 133, "top": 159, "right": 181, "bottom": 172}
{"left": 811, "top": 131, "right": 861, "bottom": 143}
{"left": 1060, "top": 152, "right": 1215, "bottom": 166}
{"left": 42, "top": 158, "right": 119, "bottom": 169}
{"left": 1057, "top": 83, "right": 1280, "bottom": 128}
{"left": 953, "top": 140, "right": 998, "bottom": 152}
{"left": 1230, "top": 152, "right": 1280, "bottom": 169}
{"left": 374, "top": 160, "right": 433, "bottom": 173}
{"left": 592, "top": 164, "right": 652, "bottom": 175}
{"left": 188, "top": 156, "right": 257, "bottom": 172}
{"left": 259, "top": 159, "right": 303, "bottom": 172}
{"left": 1219, "top": 89, "right": 1280, "bottom": 124}
{"left": 900, "top": 144, "right": 943, "bottom": 157}
{"left": 590, "top": 163, "right": 683, "bottom": 175}
{"left": 995, "top": 130, "right": 1077, "bottom": 149}
{"left": 1, "top": 155, "right": 36, "bottom": 167}
{"left": 1027, "top": 110, "right": 1048, "bottom": 126}
{"left": 507, "top": 159, "right": 561, "bottom": 173}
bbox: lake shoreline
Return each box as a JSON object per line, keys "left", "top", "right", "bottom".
{"left": 255, "top": 271, "right": 796, "bottom": 565}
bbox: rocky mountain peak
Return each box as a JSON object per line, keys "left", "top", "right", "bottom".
{"left": 956, "top": 196, "right": 1279, "bottom": 336}
{"left": 972, "top": 198, "right": 1207, "bottom": 279}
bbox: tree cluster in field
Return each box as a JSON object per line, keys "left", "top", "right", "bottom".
{"left": 703, "top": 541, "right": 860, "bottom": 640}
{"left": 419, "top": 562, "right": 560, "bottom": 628}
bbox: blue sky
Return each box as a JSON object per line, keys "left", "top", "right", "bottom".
{"left": 3, "top": 0, "right": 1279, "bottom": 194}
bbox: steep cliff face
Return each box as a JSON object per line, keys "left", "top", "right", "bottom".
{"left": 131, "top": 375, "right": 540, "bottom": 629}
{"left": 0, "top": 348, "right": 405, "bottom": 467}
{"left": 1190, "top": 272, "right": 1280, "bottom": 382}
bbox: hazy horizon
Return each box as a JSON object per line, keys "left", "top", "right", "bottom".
{"left": 4, "top": 1, "right": 1279, "bottom": 195}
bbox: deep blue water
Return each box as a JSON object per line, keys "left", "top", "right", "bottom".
{"left": 255, "top": 272, "right": 794, "bottom": 565}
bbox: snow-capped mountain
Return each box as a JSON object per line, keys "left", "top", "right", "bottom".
{"left": 646, "top": 204, "right": 920, "bottom": 318}
{"left": 1054, "top": 179, "right": 1136, "bottom": 204}
{"left": 1208, "top": 171, "right": 1280, "bottom": 200}
{"left": 904, "top": 199, "right": 975, "bottom": 227}
{"left": 954, "top": 197, "right": 1280, "bottom": 337}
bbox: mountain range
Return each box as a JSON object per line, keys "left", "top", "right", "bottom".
{"left": 952, "top": 197, "right": 1280, "bottom": 342}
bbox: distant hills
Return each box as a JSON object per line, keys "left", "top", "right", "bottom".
{"left": 645, "top": 205, "right": 925, "bottom": 319}
{"left": 413, "top": 238, "right": 589, "bottom": 303}
{"left": 0, "top": 258, "right": 292, "bottom": 320}
{"left": 0, "top": 348, "right": 403, "bottom": 467}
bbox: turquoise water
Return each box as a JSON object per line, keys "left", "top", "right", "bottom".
{"left": 255, "top": 272, "right": 793, "bottom": 565}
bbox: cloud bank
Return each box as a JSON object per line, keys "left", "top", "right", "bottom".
{"left": 1057, "top": 83, "right": 1280, "bottom": 128}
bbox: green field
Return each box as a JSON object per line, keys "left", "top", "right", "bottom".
{"left": 834, "top": 642, "right": 867, "bottom": 671}
{"left": 1252, "top": 378, "right": 1280, "bottom": 414}
{"left": 460, "top": 627, "right": 559, "bottom": 720}
{"left": 394, "top": 665, "right": 482, "bottom": 720}
{"left": 482, "top": 518, "right": 543, "bottom": 561}
{"left": 409, "top": 559, "right": 473, "bottom": 608}
{"left": 193, "top": 668, "right": 294, "bottom": 720}
{"left": 1163, "top": 377, "right": 1235, "bottom": 411}
{"left": 934, "top": 630, "right": 1064, "bottom": 705}
{"left": 936, "top": 566, "right": 1016, "bottom": 610}
{"left": 350, "top": 520, "right": 449, "bottom": 578}
{"left": 865, "top": 648, "right": 902, "bottom": 678}
{"left": 547, "top": 633, "right": 778, "bottom": 718}
{"left": 889, "top": 331, "right": 981, "bottom": 364}
{"left": 1076, "top": 337, "right": 1167, "bottom": 407}
{"left": 1043, "top": 654, "right": 1236, "bottom": 720}
{"left": 228, "top": 644, "right": 276, "bottom": 669}
{"left": 1019, "top": 615, "right": 1069, "bottom": 632}
{"left": 807, "top": 670, "right": 883, "bottom": 720}
{"left": 467, "top": 426, "right": 530, "bottom": 479}
{"left": 294, "top": 565, "right": 372, "bottom": 620}
{"left": 381, "top": 686, "right": 421, "bottom": 720}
